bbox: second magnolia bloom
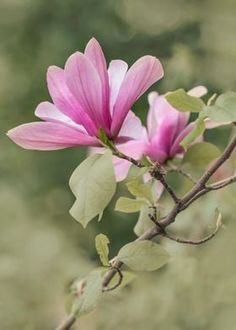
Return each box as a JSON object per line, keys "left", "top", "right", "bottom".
{"left": 7, "top": 38, "right": 164, "bottom": 150}
{"left": 111, "top": 86, "right": 208, "bottom": 181}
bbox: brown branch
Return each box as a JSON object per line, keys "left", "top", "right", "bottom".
{"left": 56, "top": 135, "right": 236, "bottom": 330}
{"left": 55, "top": 314, "right": 76, "bottom": 330}
{"left": 113, "top": 148, "right": 181, "bottom": 205}
{"left": 180, "top": 174, "right": 236, "bottom": 212}
{"left": 150, "top": 166, "right": 181, "bottom": 205}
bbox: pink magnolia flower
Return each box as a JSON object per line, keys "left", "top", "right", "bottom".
{"left": 7, "top": 38, "right": 164, "bottom": 150}
{"left": 143, "top": 86, "right": 208, "bottom": 163}
{"left": 112, "top": 86, "right": 208, "bottom": 180}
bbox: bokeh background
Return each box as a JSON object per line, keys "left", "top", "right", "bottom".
{"left": 0, "top": 0, "right": 236, "bottom": 329}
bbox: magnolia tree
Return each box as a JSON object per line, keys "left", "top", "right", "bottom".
{"left": 7, "top": 38, "right": 236, "bottom": 330}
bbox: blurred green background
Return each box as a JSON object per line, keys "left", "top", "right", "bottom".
{"left": 0, "top": 0, "right": 236, "bottom": 329}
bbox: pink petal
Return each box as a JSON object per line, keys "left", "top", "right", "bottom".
{"left": 188, "top": 85, "right": 208, "bottom": 98}
{"left": 144, "top": 143, "right": 168, "bottom": 164}
{"left": 47, "top": 66, "right": 97, "bottom": 136}
{"left": 35, "top": 101, "right": 84, "bottom": 128}
{"left": 114, "top": 139, "right": 145, "bottom": 181}
{"left": 65, "top": 52, "right": 105, "bottom": 132}
{"left": 118, "top": 111, "right": 143, "bottom": 140}
{"left": 89, "top": 146, "right": 131, "bottom": 182}
{"left": 85, "top": 38, "right": 111, "bottom": 128}
{"left": 146, "top": 94, "right": 190, "bottom": 163}
{"left": 148, "top": 96, "right": 181, "bottom": 155}
{"left": 108, "top": 60, "right": 128, "bottom": 114}
{"left": 147, "top": 92, "right": 159, "bottom": 138}
{"left": 111, "top": 55, "right": 164, "bottom": 136}
{"left": 170, "top": 122, "right": 195, "bottom": 156}
{"left": 7, "top": 122, "right": 98, "bottom": 150}
{"left": 112, "top": 156, "right": 132, "bottom": 182}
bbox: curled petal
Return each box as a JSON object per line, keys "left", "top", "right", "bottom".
{"left": 7, "top": 122, "right": 98, "bottom": 150}
{"left": 111, "top": 55, "right": 164, "bottom": 136}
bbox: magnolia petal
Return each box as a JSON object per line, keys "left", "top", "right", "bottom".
{"left": 144, "top": 143, "right": 168, "bottom": 164}
{"left": 149, "top": 96, "right": 181, "bottom": 154}
{"left": 119, "top": 111, "right": 143, "bottom": 140}
{"left": 85, "top": 38, "right": 111, "bottom": 128}
{"left": 108, "top": 60, "right": 128, "bottom": 114}
{"left": 7, "top": 122, "right": 98, "bottom": 150}
{"left": 111, "top": 55, "right": 164, "bottom": 136}
{"left": 47, "top": 66, "right": 97, "bottom": 135}
{"left": 147, "top": 92, "right": 159, "bottom": 138}
{"left": 188, "top": 85, "right": 208, "bottom": 98}
{"left": 114, "top": 139, "right": 146, "bottom": 181}
{"left": 170, "top": 122, "right": 195, "bottom": 156}
{"left": 112, "top": 156, "right": 132, "bottom": 182}
{"left": 35, "top": 101, "right": 80, "bottom": 126}
{"left": 89, "top": 146, "right": 131, "bottom": 182}
{"left": 65, "top": 52, "right": 105, "bottom": 131}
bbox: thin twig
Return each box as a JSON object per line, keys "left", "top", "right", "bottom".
{"left": 112, "top": 149, "right": 144, "bottom": 168}
{"left": 55, "top": 314, "right": 77, "bottom": 330}
{"left": 161, "top": 227, "right": 220, "bottom": 245}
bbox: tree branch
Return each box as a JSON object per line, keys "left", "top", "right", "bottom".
{"left": 56, "top": 135, "right": 236, "bottom": 330}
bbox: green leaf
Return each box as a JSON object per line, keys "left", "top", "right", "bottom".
{"left": 165, "top": 89, "right": 205, "bottom": 113}
{"left": 69, "top": 151, "right": 116, "bottom": 227}
{"left": 126, "top": 180, "right": 154, "bottom": 204}
{"left": 71, "top": 268, "right": 103, "bottom": 317}
{"left": 115, "top": 197, "right": 147, "bottom": 213}
{"left": 134, "top": 207, "right": 155, "bottom": 237}
{"left": 107, "top": 271, "right": 137, "bottom": 289}
{"left": 117, "top": 241, "right": 170, "bottom": 271}
{"left": 203, "top": 91, "right": 236, "bottom": 123}
{"left": 95, "top": 234, "right": 110, "bottom": 266}
{"left": 125, "top": 166, "right": 148, "bottom": 181}
{"left": 180, "top": 117, "right": 205, "bottom": 150}
{"left": 182, "top": 142, "right": 221, "bottom": 168}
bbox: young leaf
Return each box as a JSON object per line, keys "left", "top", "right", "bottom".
{"left": 180, "top": 117, "right": 205, "bottom": 150}
{"left": 69, "top": 151, "right": 116, "bottom": 227}
{"left": 165, "top": 89, "right": 205, "bottom": 113}
{"left": 182, "top": 142, "right": 221, "bottom": 168}
{"left": 71, "top": 269, "right": 104, "bottom": 318}
{"left": 117, "top": 240, "right": 170, "bottom": 271}
{"left": 95, "top": 234, "right": 110, "bottom": 266}
{"left": 203, "top": 91, "right": 236, "bottom": 123}
{"left": 134, "top": 207, "right": 156, "bottom": 237}
{"left": 126, "top": 180, "right": 154, "bottom": 204}
{"left": 115, "top": 197, "right": 147, "bottom": 213}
